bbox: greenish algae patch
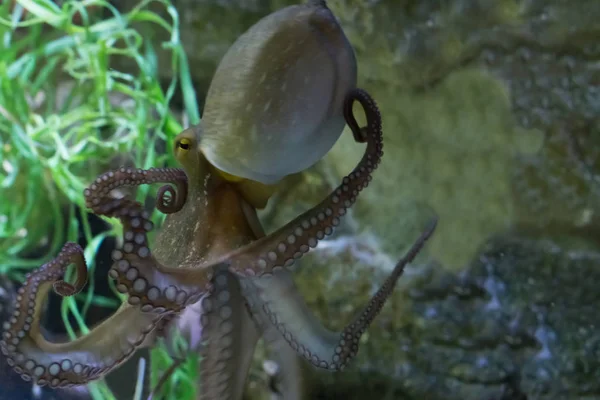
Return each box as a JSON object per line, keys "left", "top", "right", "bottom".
{"left": 324, "top": 68, "right": 539, "bottom": 269}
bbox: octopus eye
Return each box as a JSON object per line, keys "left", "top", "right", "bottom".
{"left": 177, "top": 138, "right": 191, "bottom": 151}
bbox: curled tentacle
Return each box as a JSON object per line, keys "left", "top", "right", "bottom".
{"left": 84, "top": 170, "right": 213, "bottom": 312}
{"left": 223, "top": 88, "right": 382, "bottom": 278}
{"left": 44, "top": 242, "right": 88, "bottom": 297}
{"left": 0, "top": 244, "right": 163, "bottom": 387}
{"left": 156, "top": 183, "right": 186, "bottom": 214}
{"left": 84, "top": 166, "right": 188, "bottom": 216}
{"left": 343, "top": 91, "right": 368, "bottom": 143}
{"left": 242, "top": 219, "right": 437, "bottom": 371}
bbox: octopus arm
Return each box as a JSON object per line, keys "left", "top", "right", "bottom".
{"left": 242, "top": 271, "right": 305, "bottom": 399}
{"left": 83, "top": 166, "right": 213, "bottom": 312}
{"left": 223, "top": 89, "right": 383, "bottom": 278}
{"left": 0, "top": 243, "right": 163, "bottom": 387}
{"left": 195, "top": 268, "right": 260, "bottom": 400}
{"left": 243, "top": 221, "right": 436, "bottom": 371}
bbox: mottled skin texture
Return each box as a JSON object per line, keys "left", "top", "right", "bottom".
{"left": 0, "top": 89, "right": 437, "bottom": 399}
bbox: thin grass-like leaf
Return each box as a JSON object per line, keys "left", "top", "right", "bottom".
{"left": 0, "top": 1, "right": 201, "bottom": 398}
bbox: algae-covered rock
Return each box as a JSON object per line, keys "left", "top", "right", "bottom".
{"left": 281, "top": 232, "right": 600, "bottom": 400}
{"left": 405, "top": 232, "right": 600, "bottom": 399}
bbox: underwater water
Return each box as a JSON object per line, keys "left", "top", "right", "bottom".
{"left": 1, "top": 0, "right": 599, "bottom": 399}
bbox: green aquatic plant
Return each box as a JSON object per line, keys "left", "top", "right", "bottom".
{"left": 0, "top": 0, "right": 199, "bottom": 398}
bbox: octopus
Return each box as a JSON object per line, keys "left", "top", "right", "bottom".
{"left": 1, "top": 1, "right": 437, "bottom": 399}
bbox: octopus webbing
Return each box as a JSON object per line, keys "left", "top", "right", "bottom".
{"left": 1, "top": 1, "right": 437, "bottom": 398}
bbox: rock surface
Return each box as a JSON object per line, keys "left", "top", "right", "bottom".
{"left": 279, "top": 231, "right": 599, "bottom": 400}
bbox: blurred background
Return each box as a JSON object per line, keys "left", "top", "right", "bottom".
{"left": 0, "top": 0, "right": 599, "bottom": 399}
